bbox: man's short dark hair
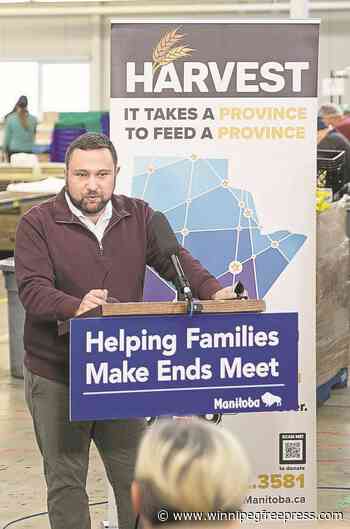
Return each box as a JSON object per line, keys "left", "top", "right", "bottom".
{"left": 65, "top": 132, "right": 118, "bottom": 168}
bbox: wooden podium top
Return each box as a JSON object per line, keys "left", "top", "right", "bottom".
{"left": 58, "top": 299, "right": 265, "bottom": 336}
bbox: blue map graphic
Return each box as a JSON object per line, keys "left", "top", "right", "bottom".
{"left": 132, "top": 156, "right": 306, "bottom": 301}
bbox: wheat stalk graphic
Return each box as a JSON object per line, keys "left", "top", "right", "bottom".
{"left": 152, "top": 27, "right": 194, "bottom": 73}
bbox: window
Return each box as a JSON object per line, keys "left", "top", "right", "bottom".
{"left": 0, "top": 61, "right": 90, "bottom": 120}
{"left": 42, "top": 63, "right": 90, "bottom": 112}
{"left": 0, "top": 62, "right": 39, "bottom": 119}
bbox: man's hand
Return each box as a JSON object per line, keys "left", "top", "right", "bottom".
{"left": 75, "top": 289, "right": 108, "bottom": 316}
{"left": 211, "top": 286, "right": 237, "bottom": 300}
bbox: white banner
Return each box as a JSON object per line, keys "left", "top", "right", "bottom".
{"left": 110, "top": 20, "right": 319, "bottom": 524}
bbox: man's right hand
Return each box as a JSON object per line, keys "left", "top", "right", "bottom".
{"left": 75, "top": 289, "right": 108, "bottom": 317}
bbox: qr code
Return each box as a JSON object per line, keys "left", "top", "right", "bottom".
{"left": 279, "top": 433, "right": 306, "bottom": 465}
{"left": 283, "top": 440, "right": 303, "bottom": 460}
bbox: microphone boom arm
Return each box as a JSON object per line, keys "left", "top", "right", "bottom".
{"left": 170, "top": 254, "right": 202, "bottom": 314}
{"left": 170, "top": 254, "right": 192, "bottom": 302}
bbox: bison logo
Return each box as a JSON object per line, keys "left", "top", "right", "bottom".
{"left": 261, "top": 392, "right": 282, "bottom": 407}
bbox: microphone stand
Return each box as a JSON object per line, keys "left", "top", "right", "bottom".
{"left": 170, "top": 254, "right": 202, "bottom": 315}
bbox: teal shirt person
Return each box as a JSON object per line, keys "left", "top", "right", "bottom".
{"left": 3, "top": 112, "right": 37, "bottom": 157}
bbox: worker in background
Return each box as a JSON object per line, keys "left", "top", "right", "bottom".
{"left": 317, "top": 116, "right": 350, "bottom": 185}
{"left": 2, "top": 95, "right": 37, "bottom": 162}
{"left": 319, "top": 103, "right": 350, "bottom": 142}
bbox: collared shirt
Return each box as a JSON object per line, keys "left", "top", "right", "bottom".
{"left": 65, "top": 192, "right": 112, "bottom": 244}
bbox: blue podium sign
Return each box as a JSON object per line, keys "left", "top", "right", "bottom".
{"left": 70, "top": 312, "right": 298, "bottom": 421}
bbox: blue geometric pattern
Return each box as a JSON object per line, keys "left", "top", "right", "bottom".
{"left": 131, "top": 156, "right": 307, "bottom": 300}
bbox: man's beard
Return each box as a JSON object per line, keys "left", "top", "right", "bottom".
{"left": 66, "top": 187, "right": 109, "bottom": 216}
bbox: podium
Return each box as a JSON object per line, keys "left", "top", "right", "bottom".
{"left": 66, "top": 299, "right": 299, "bottom": 421}
{"left": 65, "top": 299, "right": 299, "bottom": 529}
{"left": 58, "top": 298, "right": 266, "bottom": 336}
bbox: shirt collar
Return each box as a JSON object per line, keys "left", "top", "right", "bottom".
{"left": 65, "top": 191, "right": 112, "bottom": 224}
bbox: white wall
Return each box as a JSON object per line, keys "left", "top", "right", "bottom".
{"left": 0, "top": 15, "right": 105, "bottom": 111}
{"left": 0, "top": 16, "right": 91, "bottom": 59}
{"left": 0, "top": 8, "right": 350, "bottom": 112}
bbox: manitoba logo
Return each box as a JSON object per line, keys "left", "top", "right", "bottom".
{"left": 152, "top": 27, "right": 194, "bottom": 73}
{"left": 214, "top": 396, "right": 260, "bottom": 410}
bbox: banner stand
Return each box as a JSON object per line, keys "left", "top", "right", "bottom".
{"left": 108, "top": 18, "right": 319, "bottom": 526}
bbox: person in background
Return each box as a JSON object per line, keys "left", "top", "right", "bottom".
{"left": 319, "top": 103, "right": 350, "bottom": 142}
{"left": 2, "top": 95, "right": 37, "bottom": 162}
{"left": 4, "top": 94, "right": 27, "bottom": 120}
{"left": 317, "top": 116, "right": 350, "bottom": 186}
{"left": 131, "top": 418, "right": 250, "bottom": 528}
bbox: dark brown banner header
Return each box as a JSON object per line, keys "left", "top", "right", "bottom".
{"left": 111, "top": 22, "right": 319, "bottom": 99}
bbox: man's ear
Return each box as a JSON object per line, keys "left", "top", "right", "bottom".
{"left": 113, "top": 166, "right": 120, "bottom": 192}
{"left": 131, "top": 480, "right": 142, "bottom": 514}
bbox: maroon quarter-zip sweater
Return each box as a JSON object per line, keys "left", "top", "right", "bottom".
{"left": 15, "top": 189, "right": 221, "bottom": 383}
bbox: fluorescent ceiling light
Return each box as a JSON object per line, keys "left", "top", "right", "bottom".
{"left": 0, "top": 0, "right": 30, "bottom": 3}
{"left": 31, "top": 0, "right": 99, "bottom": 2}
{"left": 30, "top": 0, "right": 135, "bottom": 3}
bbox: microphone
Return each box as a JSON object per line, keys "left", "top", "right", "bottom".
{"left": 150, "top": 211, "right": 193, "bottom": 302}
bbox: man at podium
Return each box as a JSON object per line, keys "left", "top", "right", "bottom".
{"left": 15, "top": 132, "right": 237, "bottom": 529}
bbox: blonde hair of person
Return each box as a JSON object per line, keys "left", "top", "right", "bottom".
{"left": 133, "top": 418, "right": 251, "bottom": 523}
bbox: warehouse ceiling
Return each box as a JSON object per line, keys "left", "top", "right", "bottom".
{"left": 0, "top": 0, "right": 349, "bottom": 16}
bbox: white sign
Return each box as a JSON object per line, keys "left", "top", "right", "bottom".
{"left": 110, "top": 20, "right": 319, "bottom": 526}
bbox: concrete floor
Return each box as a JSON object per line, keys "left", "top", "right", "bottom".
{"left": 0, "top": 274, "right": 107, "bottom": 529}
{"left": 1, "top": 273, "right": 350, "bottom": 529}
